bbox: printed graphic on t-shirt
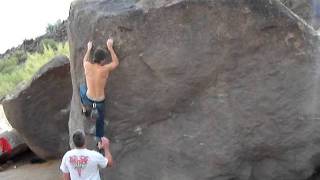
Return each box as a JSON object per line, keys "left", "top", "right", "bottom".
{"left": 69, "top": 155, "right": 89, "bottom": 177}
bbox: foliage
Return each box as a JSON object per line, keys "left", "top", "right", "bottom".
{"left": 46, "top": 19, "right": 62, "bottom": 34}
{"left": 42, "top": 38, "right": 58, "bottom": 51}
{"left": 0, "top": 41, "right": 69, "bottom": 98}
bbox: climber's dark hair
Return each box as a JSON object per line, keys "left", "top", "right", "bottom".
{"left": 72, "top": 130, "right": 85, "bottom": 148}
{"left": 93, "top": 48, "right": 107, "bottom": 63}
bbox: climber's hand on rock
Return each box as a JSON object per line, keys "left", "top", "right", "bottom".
{"left": 87, "top": 41, "right": 93, "bottom": 50}
{"left": 107, "top": 38, "right": 113, "bottom": 49}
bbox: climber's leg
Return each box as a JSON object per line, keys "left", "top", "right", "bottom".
{"left": 95, "top": 102, "right": 105, "bottom": 139}
{"left": 79, "top": 84, "right": 92, "bottom": 117}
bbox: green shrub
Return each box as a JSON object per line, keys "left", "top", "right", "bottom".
{"left": 42, "top": 38, "right": 58, "bottom": 50}
{"left": 46, "top": 19, "right": 62, "bottom": 34}
{"left": 0, "top": 50, "right": 28, "bottom": 73}
{"left": 0, "top": 57, "right": 18, "bottom": 73}
{"left": 0, "top": 41, "right": 69, "bottom": 98}
{"left": 13, "top": 50, "right": 28, "bottom": 64}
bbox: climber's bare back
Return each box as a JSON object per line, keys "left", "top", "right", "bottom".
{"left": 84, "top": 62, "right": 110, "bottom": 101}
{"left": 82, "top": 38, "right": 119, "bottom": 101}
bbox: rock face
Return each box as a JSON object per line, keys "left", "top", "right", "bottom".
{"left": 2, "top": 55, "right": 71, "bottom": 159}
{"left": 68, "top": 0, "right": 320, "bottom": 179}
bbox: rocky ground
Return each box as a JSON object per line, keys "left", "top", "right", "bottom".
{"left": 0, "top": 150, "right": 60, "bottom": 180}
{"left": 0, "top": 108, "right": 60, "bottom": 180}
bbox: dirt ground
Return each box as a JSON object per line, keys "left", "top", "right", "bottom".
{"left": 1, "top": 107, "right": 62, "bottom": 180}
{"left": 0, "top": 151, "right": 61, "bottom": 180}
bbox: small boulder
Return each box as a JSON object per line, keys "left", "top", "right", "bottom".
{"left": 2, "top": 55, "right": 71, "bottom": 159}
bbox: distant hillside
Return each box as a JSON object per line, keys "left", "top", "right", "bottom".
{"left": 0, "top": 20, "right": 69, "bottom": 100}
{"left": 0, "top": 20, "right": 68, "bottom": 59}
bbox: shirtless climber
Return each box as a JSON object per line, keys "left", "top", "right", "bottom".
{"left": 80, "top": 38, "right": 119, "bottom": 143}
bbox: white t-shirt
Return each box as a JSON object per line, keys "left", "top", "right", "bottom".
{"left": 60, "top": 148, "right": 108, "bottom": 180}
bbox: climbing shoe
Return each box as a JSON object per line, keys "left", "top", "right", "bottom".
{"left": 82, "top": 107, "right": 91, "bottom": 118}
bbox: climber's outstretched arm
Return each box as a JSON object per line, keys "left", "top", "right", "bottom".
{"left": 83, "top": 41, "right": 93, "bottom": 64}
{"left": 101, "top": 137, "right": 113, "bottom": 167}
{"left": 104, "top": 38, "right": 119, "bottom": 71}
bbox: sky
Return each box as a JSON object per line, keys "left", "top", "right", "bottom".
{"left": 0, "top": 0, "right": 74, "bottom": 54}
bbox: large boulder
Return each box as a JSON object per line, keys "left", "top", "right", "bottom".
{"left": 2, "top": 55, "right": 71, "bottom": 159}
{"left": 68, "top": 0, "right": 320, "bottom": 179}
